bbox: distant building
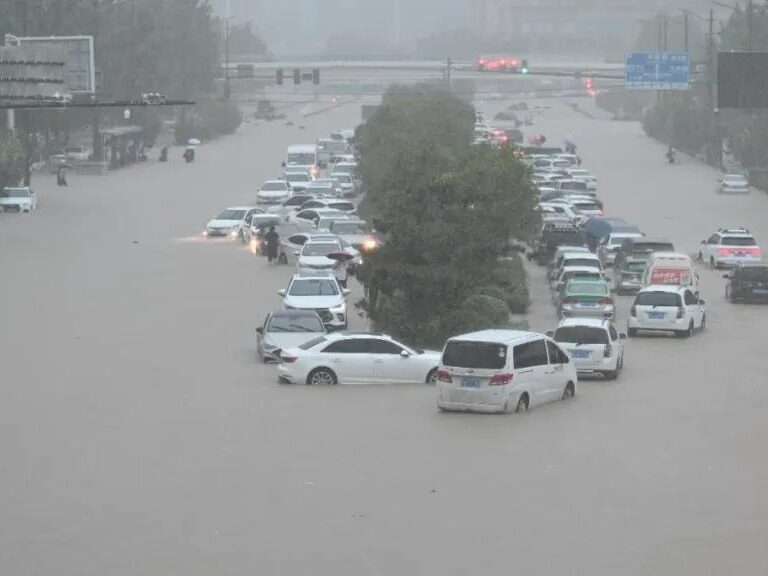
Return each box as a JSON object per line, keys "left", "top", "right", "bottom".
{"left": 470, "top": 0, "right": 711, "bottom": 54}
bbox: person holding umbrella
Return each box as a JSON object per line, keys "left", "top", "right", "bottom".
{"left": 327, "top": 251, "right": 354, "bottom": 288}
{"left": 264, "top": 225, "right": 280, "bottom": 265}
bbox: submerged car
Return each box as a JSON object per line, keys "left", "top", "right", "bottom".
{"left": 0, "top": 187, "right": 38, "bottom": 213}
{"left": 613, "top": 256, "right": 648, "bottom": 294}
{"left": 724, "top": 262, "right": 768, "bottom": 303}
{"left": 204, "top": 207, "right": 261, "bottom": 238}
{"left": 719, "top": 173, "right": 749, "bottom": 194}
{"left": 256, "top": 310, "right": 326, "bottom": 362}
{"left": 558, "top": 279, "right": 615, "bottom": 319}
{"left": 549, "top": 318, "right": 625, "bottom": 379}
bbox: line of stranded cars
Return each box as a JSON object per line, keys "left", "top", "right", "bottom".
{"left": 269, "top": 134, "right": 768, "bottom": 417}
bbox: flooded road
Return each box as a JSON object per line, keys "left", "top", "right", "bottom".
{"left": 1, "top": 98, "right": 766, "bottom": 575}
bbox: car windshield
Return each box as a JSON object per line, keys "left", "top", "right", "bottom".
{"left": 328, "top": 203, "right": 354, "bottom": 211}
{"left": 634, "top": 242, "right": 673, "bottom": 253}
{"left": 565, "top": 271, "right": 601, "bottom": 281}
{"left": 442, "top": 341, "right": 507, "bottom": 369}
{"left": 268, "top": 315, "right": 324, "bottom": 333}
{"left": 287, "top": 152, "right": 315, "bottom": 165}
{"left": 636, "top": 291, "right": 682, "bottom": 306}
{"left": 286, "top": 173, "right": 309, "bottom": 182}
{"left": 738, "top": 267, "right": 768, "bottom": 281}
{"left": 721, "top": 236, "right": 756, "bottom": 246}
{"left": 724, "top": 175, "right": 747, "bottom": 183}
{"left": 2, "top": 188, "right": 30, "bottom": 198}
{"left": 332, "top": 174, "right": 352, "bottom": 183}
{"left": 625, "top": 261, "right": 647, "bottom": 273}
{"left": 332, "top": 222, "right": 366, "bottom": 234}
{"left": 285, "top": 196, "right": 311, "bottom": 206}
{"left": 568, "top": 281, "right": 608, "bottom": 295}
{"left": 288, "top": 279, "right": 339, "bottom": 296}
{"left": 302, "top": 243, "right": 340, "bottom": 256}
{"left": 262, "top": 182, "right": 286, "bottom": 191}
{"left": 216, "top": 209, "right": 246, "bottom": 220}
{"left": 564, "top": 258, "right": 598, "bottom": 267}
{"left": 554, "top": 326, "right": 609, "bottom": 344}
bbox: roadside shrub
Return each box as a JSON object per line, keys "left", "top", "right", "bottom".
{"left": 175, "top": 100, "right": 242, "bottom": 143}
{"left": 446, "top": 294, "right": 511, "bottom": 337}
{"left": 489, "top": 255, "right": 530, "bottom": 313}
{"left": 0, "top": 131, "right": 25, "bottom": 189}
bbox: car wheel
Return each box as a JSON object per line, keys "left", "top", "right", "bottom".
{"left": 604, "top": 369, "right": 618, "bottom": 380}
{"left": 628, "top": 328, "right": 637, "bottom": 337}
{"left": 307, "top": 367, "right": 337, "bottom": 386}
{"left": 515, "top": 393, "right": 529, "bottom": 413}
{"left": 562, "top": 381, "right": 576, "bottom": 399}
{"left": 426, "top": 368, "right": 438, "bottom": 385}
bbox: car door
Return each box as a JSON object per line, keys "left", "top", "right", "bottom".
{"left": 702, "top": 234, "right": 719, "bottom": 260}
{"left": 512, "top": 340, "right": 550, "bottom": 406}
{"left": 684, "top": 289, "right": 704, "bottom": 327}
{"left": 545, "top": 340, "right": 571, "bottom": 398}
{"left": 368, "top": 338, "right": 423, "bottom": 384}
{"left": 320, "top": 339, "right": 373, "bottom": 384}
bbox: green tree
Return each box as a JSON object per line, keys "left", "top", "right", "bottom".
{"left": 0, "top": 131, "right": 25, "bottom": 190}
{"left": 355, "top": 85, "right": 538, "bottom": 347}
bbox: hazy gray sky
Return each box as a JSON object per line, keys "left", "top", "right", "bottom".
{"left": 211, "top": 0, "right": 468, "bottom": 55}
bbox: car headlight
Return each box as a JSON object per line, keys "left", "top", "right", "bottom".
{"left": 203, "top": 230, "right": 209, "bottom": 236}
{"left": 330, "top": 304, "right": 346, "bottom": 313}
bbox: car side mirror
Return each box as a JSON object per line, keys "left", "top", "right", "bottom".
{"left": 256, "top": 327, "right": 264, "bottom": 334}
{"left": 278, "top": 289, "right": 286, "bottom": 297}
{"left": 400, "top": 350, "right": 411, "bottom": 358}
{"left": 619, "top": 333, "right": 627, "bottom": 339}
{"left": 546, "top": 330, "right": 554, "bottom": 337}
{"left": 342, "top": 288, "right": 351, "bottom": 296}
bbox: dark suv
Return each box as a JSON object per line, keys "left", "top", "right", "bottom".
{"left": 724, "top": 263, "right": 768, "bottom": 303}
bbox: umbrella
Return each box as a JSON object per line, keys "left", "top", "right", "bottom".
{"left": 187, "top": 138, "right": 201, "bottom": 146}
{"left": 326, "top": 251, "right": 354, "bottom": 262}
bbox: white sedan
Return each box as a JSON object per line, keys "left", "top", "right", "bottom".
{"left": 278, "top": 332, "right": 441, "bottom": 385}
{"left": 719, "top": 173, "right": 749, "bottom": 194}
{"left": 549, "top": 318, "right": 625, "bottom": 379}
{"left": 256, "top": 179, "right": 291, "bottom": 204}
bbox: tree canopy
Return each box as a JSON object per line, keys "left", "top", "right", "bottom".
{"left": 355, "top": 85, "right": 538, "bottom": 346}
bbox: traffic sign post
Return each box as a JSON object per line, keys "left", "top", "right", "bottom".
{"left": 625, "top": 52, "right": 690, "bottom": 90}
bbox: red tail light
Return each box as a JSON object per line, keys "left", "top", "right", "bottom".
{"left": 437, "top": 370, "right": 452, "bottom": 383}
{"left": 604, "top": 344, "right": 612, "bottom": 358}
{"left": 600, "top": 297, "right": 613, "bottom": 305}
{"left": 676, "top": 307, "right": 684, "bottom": 319}
{"left": 489, "top": 373, "right": 513, "bottom": 386}
{"left": 281, "top": 355, "right": 298, "bottom": 364}
{"left": 718, "top": 248, "right": 730, "bottom": 255}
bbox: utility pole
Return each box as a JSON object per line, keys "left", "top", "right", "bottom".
{"left": 684, "top": 11, "right": 689, "bottom": 52}
{"left": 224, "top": 18, "right": 230, "bottom": 99}
{"left": 92, "top": 0, "right": 102, "bottom": 162}
{"left": 708, "top": 8, "right": 714, "bottom": 112}
{"left": 663, "top": 17, "right": 668, "bottom": 51}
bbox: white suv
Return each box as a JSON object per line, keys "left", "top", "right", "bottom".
{"left": 698, "top": 227, "right": 762, "bottom": 269}
{"left": 549, "top": 318, "right": 625, "bottom": 379}
{"left": 436, "top": 330, "right": 578, "bottom": 414}
{"left": 628, "top": 285, "right": 706, "bottom": 338}
{"left": 0, "top": 187, "right": 38, "bottom": 213}
{"left": 279, "top": 274, "right": 349, "bottom": 330}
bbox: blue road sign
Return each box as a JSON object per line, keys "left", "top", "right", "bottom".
{"left": 625, "top": 52, "right": 690, "bottom": 90}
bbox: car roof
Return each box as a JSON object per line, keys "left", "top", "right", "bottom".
{"left": 226, "top": 206, "right": 258, "bottom": 211}
{"left": 270, "top": 309, "right": 323, "bottom": 318}
{"left": 292, "top": 271, "right": 337, "bottom": 280}
{"left": 630, "top": 236, "right": 672, "bottom": 244}
{"left": 447, "top": 329, "right": 543, "bottom": 344}
{"left": 563, "top": 252, "right": 599, "bottom": 259}
{"left": 557, "top": 317, "right": 608, "bottom": 329}
{"left": 288, "top": 144, "right": 316, "bottom": 152}
{"left": 639, "top": 284, "right": 687, "bottom": 294}
{"left": 648, "top": 251, "right": 691, "bottom": 260}
{"left": 324, "top": 331, "right": 392, "bottom": 340}
{"left": 561, "top": 266, "right": 602, "bottom": 273}
{"left": 304, "top": 239, "right": 341, "bottom": 245}
{"left": 717, "top": 228, "right": 752, "bottom": 236}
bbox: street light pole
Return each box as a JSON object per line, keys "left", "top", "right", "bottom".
{"left": 224, "top": 17, "right": 230, "bottom": 99}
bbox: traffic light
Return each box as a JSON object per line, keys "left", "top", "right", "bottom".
{"left": 276, "top": 69, "right": 283, "bottom": 85}
{"left": 520, "top": 59, "right": 529, "bottom": 74}
{"left": 293, "top": 68, "right": 301, "bottom": 85}
{"left": 312, "top": 68, "right": 320, "bottom": 85}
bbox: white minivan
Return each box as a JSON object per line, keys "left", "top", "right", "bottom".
{"left": 436, "top": 330, "right": 578, "bottom": 414}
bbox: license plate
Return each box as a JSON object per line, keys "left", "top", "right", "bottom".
{"left": 734, "top": 253, "right": 746, "bottom": 257}
{"left": 648, "top": 311, "right": 665, "bottom": 319}
{"left": 569, "top": 349, "right": 590, "bottom": 359}
{"left": 579, "top": 302, "right": 599, "bottom": 307}
{"left": 461, "top": 377, "right": 481, "bottom": 388}
{"left": 753, "top": 288, "right": 768, "bottom": 295}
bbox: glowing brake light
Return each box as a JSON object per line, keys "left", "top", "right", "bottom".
{"left": 489, "top": 373, "right": 513, "bottom": 386}
{"left": 437, "top": 370, "right": 452, "bottom": 383}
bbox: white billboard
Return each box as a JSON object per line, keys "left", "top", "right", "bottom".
{"left": 7, "top": 35, "right": 95, "bottom": 93}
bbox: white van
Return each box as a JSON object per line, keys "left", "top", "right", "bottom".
{"left": 285, "top": 145, "right": 318, "bottom": 178}
{"left": 436, "top": 330, "right": 578, "bottom": 413}
{"left": 642, "top": 252, "right": 698, "bottom": 290}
